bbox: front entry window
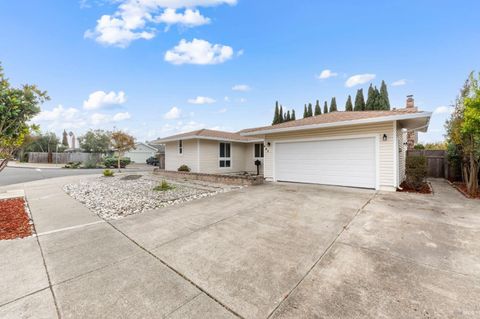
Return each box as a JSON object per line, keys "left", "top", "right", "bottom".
{"left": 254, "top": 143, "right": 264, "bottom": 158}
{"left": 219, "top": 142, "right": 231, "bottom": 168}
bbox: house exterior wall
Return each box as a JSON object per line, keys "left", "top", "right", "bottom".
{"left": 397, "top": 122, "right": 407, "bottom": 184}
{"left": 262, "top": 121, "right": 396, "bottom": 190}
{"left": 165, "top": 140, "right": 199, "bottom": 172}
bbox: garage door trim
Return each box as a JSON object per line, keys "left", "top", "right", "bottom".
{"left": 272, "top": 134, "right": 380, "bottom": 190}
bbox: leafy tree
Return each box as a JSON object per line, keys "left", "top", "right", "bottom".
{"left": 379, "top": 80, "right": 391, "bottom": 110}
{"left": 79, "top": 129, "right": 111, "bottom": 153}
{"left": 354, "top": 89, "right": 365, "bottom": 111}
{"left": 0, "top": 63, "right": 48, "bottom": 172}
{"left": 323, "top": 101, "right": 328, "bottom": 114}
{"left": 314, "top": 100, "right": 321, "bottom": 115}
{"left": 279, "top": 105, "right": 284, "bottom": 123}
{"left": 345, "top": 95, "right": 353, "bottom": 111}
{"left": 366, "top": 84, "right": 375, "bottom": 110}
{"left": 23, "top": 132, "right": 59, "bottom": 153}
{"left": 291, "top": 109, "right": 296, "bottom": 120}
{"left": 307, "top": 103, "right": 313, "bottom": 117}
{"left": 272, "top": 101, "right": 280, "bottom": 125}
{"left": 111, "top": 131, "right": 135, "bottom": 172}
{"left": 446, "top": 72, "right": 480, "bottom": 196}
{"left": 62, "top": 129, "right": 69, "bottom": 147}
{"left": 329, "top": 97, "right": 337, "bottom": 112}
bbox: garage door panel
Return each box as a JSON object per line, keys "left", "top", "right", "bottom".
{"left": 275, "top": 137, "right": 376, "bottom": 189}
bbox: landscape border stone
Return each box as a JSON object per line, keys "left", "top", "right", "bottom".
{"left": 154, "top": 169, "right": 264, "bottom": 186}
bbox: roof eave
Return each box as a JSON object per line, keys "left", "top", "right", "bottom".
{"left": 241, "top": 112, "right": 432, "bottom": 136}
{"left": 151, "top": 135, "right": 263, "bottom": 144}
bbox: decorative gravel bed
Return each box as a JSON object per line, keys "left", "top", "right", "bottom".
{"left": 64, "top": 174, "right": 235, "bottom": 220}
{"left": 0, "top": 198, "right": 33, "bottom": 240}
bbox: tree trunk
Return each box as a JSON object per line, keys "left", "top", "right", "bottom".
{"left": 0, "top": 158, "right": 8, "bottom": 172}
{"left": 117, "top": 152, "right": 121, "bottom": 172}
{"left": 467, "top": 152, "right": 479, "bottom": 196}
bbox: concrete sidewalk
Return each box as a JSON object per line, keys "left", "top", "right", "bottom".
{"left": 7, "top": 161, "right": 65, "bottom": 169}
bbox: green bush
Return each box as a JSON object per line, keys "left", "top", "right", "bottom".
{"left": 82, "top": 158, "right": 100, "bottom": 169}
{"left": 405, "top": 155, "right": 427, "bottom": 190}
{"left": 103, "top": 157, "right": 131, "bottom": 168}
{"left": 153, "top": 179, "right": 175, "bottom": 191}
{"left": 64, "top": 161, "right": 81, "bottom": 169}
{"left": 103, "top": 169, "right": 114, "bottom": 177}
{"left": 413, "top": 144, "right": 425, "bottom": 150}
{"left": 178, "top": 164, "right": 191, "bottom": 172}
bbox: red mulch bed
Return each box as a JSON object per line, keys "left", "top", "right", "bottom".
{"left": 452, "top": 182, "right": 480, "bottom": 199}
{"left": 397, "top": 181, "right": 432, "bottom": 194}
{"left": 0, "top": 198, "right": 33, "bottom": 240}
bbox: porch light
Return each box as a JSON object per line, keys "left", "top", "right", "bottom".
{"left": 383, "top": 134, "right": 388, "bottom": 141}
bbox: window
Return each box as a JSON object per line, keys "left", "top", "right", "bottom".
{"left": 178, "top": 140, "right": 183, "bottom": 154}
{"left": 219, "top": 142, "right": 231, "bottom": 168}
{"left": 254, "top": 143, "right": 264, "bottom": 158}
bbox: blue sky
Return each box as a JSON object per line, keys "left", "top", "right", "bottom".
{"left": 1, "top": 0, "right": 479, "bottom": 143}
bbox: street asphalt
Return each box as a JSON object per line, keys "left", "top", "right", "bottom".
{"left": 0, "top": 166, "right": 154, "bottom": 186}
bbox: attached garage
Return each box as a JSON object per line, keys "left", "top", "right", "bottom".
{"left": 274, "top": 137, "right": 377, "bottom": 189}
{"left": 124, "top": 142, "right": 157, "bottom": 164}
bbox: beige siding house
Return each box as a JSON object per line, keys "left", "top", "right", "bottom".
{"left": 152, "top": 100, "right": 430, "bottom": 191}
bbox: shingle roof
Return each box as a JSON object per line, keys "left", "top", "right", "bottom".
{"left": 151, "top": 128, "right": 259, "bottom": 143}
{"left": 239, "top": 108, "right": 424, "bottom": 135}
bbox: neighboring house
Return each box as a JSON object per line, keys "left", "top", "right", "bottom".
{"left": 124, "top": 142, "right": 158, "bottom": 163}
{"left": 151, "top": 130, "right": 265, "bottom": 175}
{"left": 152, "top": 97, "right": 431, "bottom": 191}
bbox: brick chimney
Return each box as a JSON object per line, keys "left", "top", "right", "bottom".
{"left": 406, "top": 95, "right": 417, "bottom": 150}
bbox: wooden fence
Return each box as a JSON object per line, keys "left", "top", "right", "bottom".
{"left": 407, "top": 149, "right": 454, "bottom": 179}
{"left": 28, "top": 152, "right": 103, "bottom": 164}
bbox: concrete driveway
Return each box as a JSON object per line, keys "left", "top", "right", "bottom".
{"left": 1, "top": 177, "right": 479, "bottom": 318}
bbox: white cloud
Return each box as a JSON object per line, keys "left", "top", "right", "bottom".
{"left": 83, "top": 91, "right": 126, "bottom": 110}
{"left": 217, "top": 108, "right": 227, "bottom": 113}
{"left": 90, "top": 113, "right": 111, "bottom": 125}
{"left": 164, "top": 106, "right": 181, "bottom": 119}
{"left": 85, "top": 0, "right": 236, "bottom": 47}
{"left": 232, "top": 84, "right": 250, "bottom": 91}
{"left": 391, "top": 79, "right": 407, "bottom": 86}
{"left": 188, "top": 96, "right": 216, "bottom": 104}
{"left": 316, "top": 69, "right": 338, "bottom": 79}
{"left": 433, "top": 106, "right": 453, "bottom": 115}
{"left": 34, "top": 105, "right": 79, "bottom": 122}
{"left": 155, "top": 8, "right": 210, "bottom": 28}
{"left": 164, "top": 38, "right": 234, "bottom": 65}
{"left": 345, "top": 74, "right": 376, "bottom": 87}
{"left": 113, "top": 112, "right": 132, "bottom": 121}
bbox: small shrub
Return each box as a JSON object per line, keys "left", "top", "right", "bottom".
{"left": 82, "top": 158, "right": 99, "bottom": 169}
{"left": 153, "top": 179, "right": 175, "bottom": 191}
{"left": 413, "top": 144, "right": 425, "bottom": 150}
{"left": 178, "top": 164, "right": 191, "bottom": 172}
{"left": 103, "top": 157, "right": 131, "bottom": 168}
{"left": 64, "top": 161, "right": 81, "bottom": 169}
{"left": 103, "top": 169, "right": 114, "bottom": 177}
{"left": 405, "top": 155, "right": 427, "bottom": 190}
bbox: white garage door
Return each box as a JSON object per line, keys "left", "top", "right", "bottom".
{"left": 126, "top": 151, "right": 154, "bottom": 163}
{"left": 275, "top": 137, "right": 376, "bottom": 189}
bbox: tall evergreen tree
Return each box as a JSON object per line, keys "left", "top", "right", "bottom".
{"left": 303, "top": 104, "right": 308, "bottom": 118}
{"left": 286, "top": 110, "right": 291, "bottom": 121}
{"left": 272, "top": 101, "right": 280, "bottom": 124}
{"left": 379, "top": 80, "right": 390, "bottom": 110}
{"left": 314, "top": 100, "right": 321, "bottom": 115}
{"left": 354, "top": 89, "right": 365, "bottom": 111}
{"left": 279, "top": 105, "right": 284, "bottom": 123}
{"left": 62, "top": 130, "right": 69, "bottom": 147}
{"left": 365, "top": 84, "right": 375, "bottom": 110}
{"left": 307, "top": 103, "right": 313, "bottom": 117}
{"left": 329, "top": 97, "right": 337, "bottom": 112}
{"left": 373, "top": 86, "right": 381, "bottom": 110}
{"left": 291, "top": 109, "right": 296, "bottom": 120}
{"left": 345, "top": 95, "right": 353, "bottom": 111}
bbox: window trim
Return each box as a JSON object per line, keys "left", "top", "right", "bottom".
{"left": 218, "top": 142, "right": 231, "bottom": 168}
{"left": 178, "top": 140, "right": 183, "bottom": 155}
{"left": 254, "top": 143, "right": 264, "bottom": 159}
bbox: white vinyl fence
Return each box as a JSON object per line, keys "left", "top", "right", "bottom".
{"left": 28, "top": 152, "right": 103, "bottom": 164}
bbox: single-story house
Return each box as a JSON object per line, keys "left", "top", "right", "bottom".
{"left": 151, "top": 98, "right": 431, "bottom": 191}
{"left": 124, "top": 142, "right": 158, "bottom": 163}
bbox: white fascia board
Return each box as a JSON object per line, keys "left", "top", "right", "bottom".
{"left": 153, "top": 136, "right": 264, "bottom": 144}
{"left": 241, "top": 112, "right": 432, "bottom": 136}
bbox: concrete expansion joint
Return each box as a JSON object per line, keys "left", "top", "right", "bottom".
{"left": 104, "top": 220, "right": 245, "bottom": 319}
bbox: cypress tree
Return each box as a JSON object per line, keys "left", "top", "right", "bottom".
{"left": 286, "top": 110, "right": 291, "bottom": 121}
{"left": 380, "top": 80, "right": 390, "bottom": 110}
{"left": 307, "top": 103, "right": 313, "bottom": 117}
{"left": 279, "top": 105, "right": 284, "bottom": 123}
{"left": 354, "top": 89, "right": 365, "bottom": 111}
{"left": 323, "top": 101, "right": 328, "bottom": 114}
{"left": 373, "top": 87, "right": 381, "bottom": 110}
{"left": 314, "top": 100, "right": 321, "bottom": 116}
{"left": 365, "top": 84, "right": 375, "bottom": 110}
{"left": 291, "top": 109, "right": 296, "bottom": 120}
{"left": 345, "top": 95, "right": 353, "bottom": 111}
{"left": 303, "top": 104, "right": 308, "bottom": 118}
{"left": 62, "top": 130, "right": 69, "bottom": 147}
{"left": 329, "top": 97, "right": 337, "bottom": 112}
{"left": 272, "top": 101, "right": 279, "bottom": 124}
